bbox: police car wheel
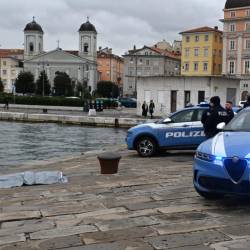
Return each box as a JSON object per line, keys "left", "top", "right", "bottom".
{"left": 136, "top": 137, "right": 157, "bottom": 157}
{"left": 195, "top": 187, "right": 224, "bottom": 200}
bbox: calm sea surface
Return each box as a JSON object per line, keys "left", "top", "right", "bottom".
{"left": 0, "top": 121, "right": 127, "bottom": 168}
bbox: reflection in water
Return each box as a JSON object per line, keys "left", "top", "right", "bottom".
{"left": 0, "top": 121, "right": 127, "bottom": 167}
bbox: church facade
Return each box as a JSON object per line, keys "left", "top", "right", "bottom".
{"left": 23, "top": 18, "right": 98, "bottom": 93}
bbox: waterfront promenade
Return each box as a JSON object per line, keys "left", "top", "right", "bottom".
{"left": 0, "top": 147, "right": 250, "bottom": 249}
{"left": 0, "top": 105, "right": 154, "bottom": 128}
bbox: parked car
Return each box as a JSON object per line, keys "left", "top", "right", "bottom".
{"left": 126, "top": 106, "right": 209, "bottom": 157}
{"left": 193, "top": 108, "right": 250, "bottom": 199}
{"left": 118, "top": 97, "right": 137, "bottom": 108}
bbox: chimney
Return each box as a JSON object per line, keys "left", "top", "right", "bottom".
{"left": 133, "top": 45, "right": 136, "bottom": 51}
{"left": 99, "top": 46, "right": 102, "bottom": 51}
{"left": 214, "top": 26, "right": 218, "bottom": 30}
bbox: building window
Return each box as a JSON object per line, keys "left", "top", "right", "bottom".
{"left": 247, "top": 10, "right": 250, "bottom": 16}
{"left": 204, "top": 48, "right": 209, "bottom": 57}
{"left": 84, "top": 43, "right": 89, "bottom": 53}
{"left": 229, "top": 61, "right": 235, "bottom": 74}
{"left": 29, "top": 42, "right": 34, "bottom": 52}
{"left": 194, "top": 48, "right": 199, "bottom": 57}
{"left": 130, "top": 58, "right": 134, "bottom": 63}
{"left": 230, "top": 40, "right": 235, "bottom": 50}
{"left": 229, "top": 23, "right": 236, "bottom": 32}
{"left": 230, "top": 11, "right": 236, "bottom": 17}
{"left": 246, "top": 40, "right": 250, "bottom": 49}
{"left": 246, "top": 23, "right": 250, "bottom": 32}
{"left": 198, "top": 91, "right": 205, "bottom": 103}
{"left": 203, "top": 62, "right": 208, "bottom": 72}
{"left": 195, "top": 35, "right": 199, "bottom": 42}
{"left": 185, "top": 48, "right": 190, "bottom": 57}
{"left": 146, "top": 60, "right": 150, "bottom": 65}
{"left": 245, "top": 60, "right": 250, "bottom": 74}
{"left": 213, "top": 49, "right": 217, "bottom": 56}
{"left": 2, "top": 61, "right": 6, "bottom": 66}
{"left": 139, "top": 59, "right": 143, "bottom": 64}
{"left": 194, "top": 62, "right": 199, "bottom": 71}
{"left": 219, "top": 50, "right": 222, "bottom": 56}
{"left": 145, "top": 52, "right": 148, "bottom": 55}
{"left": 186, "top": 36, "right": 190, "bottom": 43}
{"left": 2, "top": 70, "right": 7, "bottom": 75}
{"left": 184, "top": 62, "right": 189, "bottom": 71}
{"left": 184, "top": 91, "right": 191, "bottom": 107}
{"left": 204, "top": 35, "right": 209, "bottom": 42}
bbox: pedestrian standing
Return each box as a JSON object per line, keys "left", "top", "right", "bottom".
{"left": 4, "top": 96, "right": 9, "bottom": 110}
{"left": 149, "top": 100, "right": 155, "bottom": 119}
{"left": 142, "top": 101, "right": 148, "bottom": 118}
{"left": 201, "top": 96, "right": 228, "bottom": 138}
{"left": 225, "top": 101, "right": 234, "bottom": 124}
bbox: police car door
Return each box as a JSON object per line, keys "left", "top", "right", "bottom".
{"left": 190, "top": 108, "right": 207, "bottom": 145}
{"left": 159, "top": 109, "right": 195, "bottom": 147}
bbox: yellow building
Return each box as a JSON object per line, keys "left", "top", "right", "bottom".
{"left": 180, "top": 26, "right": 223, "bottom": 76}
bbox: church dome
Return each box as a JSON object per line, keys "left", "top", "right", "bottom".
{"left": 225, "top": 0, "right": 250, "bottom": 9}
{"left": 24, "top": 18, "right": 43, "bottom": 33}
{"left": 79, "top": 19, "right": 97, "bottom": 33}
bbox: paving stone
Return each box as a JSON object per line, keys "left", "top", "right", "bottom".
{"left": 60, "top": 239, "right": 154, "bottom": 250}
{"left": 145, "top": 230, "right": 231, "bottom": 249}
{"left": 0, "top": 234, "right": 26, "bottom": 246}
{"left": 210, "top": 237, "right": 250, "bottom": 250}
{"left": 0, "top": 220, "right": 55, "bottom": 236}
{"left": 30, "top": 224, "right": 98, "bottom": 240}
{"left": 81, "top": 227, "right": 157, "bottom": 244}
{"left": 95, "top": 216, "right": 159, "bottom": 232}
{"left": 0, "top": 211, "right": 41, "bottom": 223}
{"left": 218, "top": 224, "right": 250, "bottom": 238}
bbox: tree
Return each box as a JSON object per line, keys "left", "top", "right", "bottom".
{"left": 97, "top": 81, "right": 119, "bottom": 98}
{"left": 35, "top": 71, "right": 51, "bottom": 96}
{"left": 54, "top": 72, "right": 73, "bottom": 96}
{"left": 0, "top": 78, "right": 4, "bottom": 93}
{"left": 15, "top": 71, "right": 35, "bottom": 95}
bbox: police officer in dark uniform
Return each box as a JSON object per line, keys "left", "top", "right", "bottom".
{"left": 225, "top": 101, "right": 234, "bottom": 124}
{"left": 201, "top": 96, "right": 228, "bottom": 138}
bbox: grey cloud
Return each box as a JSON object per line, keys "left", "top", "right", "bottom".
{"left": 0, "top": 0, "right": 226, "bottom": 55}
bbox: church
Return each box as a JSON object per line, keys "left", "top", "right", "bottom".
{"left": 23, "top": 17, "right": 98, "bottom": 93}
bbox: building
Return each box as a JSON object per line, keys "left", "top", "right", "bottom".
{"left": 0, "top": 57, "right": 23, "bottom": 93}
{"left": 180, "top": 26, "right": 223, "bottom": 76}
{"left": 137, "top": 76, "right": 240, "bottom": 117}
{"left": 221, "top": 0, "right": 250, "bottom": 99}
{"left": 97, "top": 47, "right": 124, "bottom": 89}
{"left": 23, "top": 17, "right": 98, "bottom": 93}
{"left": 123, "top": 44, "right": 181, "bottom": 97}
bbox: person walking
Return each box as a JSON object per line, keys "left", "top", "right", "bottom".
{"left": 4, "top": 96, "right": 9, "bottom": 110}
{"left": 225, "top": 101, "right": 234, "bottom": 124}
{"left": 142, "top": 101, "right": 148, "bottom": 118}
{"left": 149, "top": 100, "right": 155, "bottom": 119}
{"left": 201, "top": 96, "right": 228, "bottom": 138}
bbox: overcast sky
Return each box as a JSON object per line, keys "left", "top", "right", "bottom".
{"left": 0, "top": 0, "right": 226, "bottom": 55}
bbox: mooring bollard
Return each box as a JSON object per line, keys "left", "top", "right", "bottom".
{"left": 97, "top": 152, "right": 121, "bottom": 174}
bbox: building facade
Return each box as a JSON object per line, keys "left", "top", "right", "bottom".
{"left": 137, "top": 76, "right": 240, "bottom": 117}
{"left": 97, "top": 47, "right": 124, "bottom": 89}
{"left": 123, "top": 45, "right": 181, "bottom": 97}
{"left": 0, "top": 57, "right": 23, "bottom": 93}
{"left": 180, "top": 27, "right": 223, "bottom": 76}
{"left": 23, "top": 18, "right": 98, "bottom": 92}
{"left": 221, "top": 0, "right": 250, "bottom": 99}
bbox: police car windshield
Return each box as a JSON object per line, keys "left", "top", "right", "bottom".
{"left": 225, "top": 111, "right": 250, "bottom": 132}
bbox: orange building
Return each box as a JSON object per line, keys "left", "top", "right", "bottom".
{"left": 97, "top": 47, "right": 124, "bottom": 88}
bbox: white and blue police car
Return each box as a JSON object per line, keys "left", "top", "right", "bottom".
{"left": 194, "top": 108, "right": 250, "bottom": 199}
{"left": 126, "top": 105, "right": 209, "bottom": 157}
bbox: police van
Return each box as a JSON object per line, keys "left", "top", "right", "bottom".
{"left": 126, "top": 105, "right": 209, "bottom": 157}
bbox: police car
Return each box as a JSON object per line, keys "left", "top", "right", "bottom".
{"left": 126, "top": 105, "right": 209, "bottom": 157}
{"left": 194, "top": 108, "right": 250, "bottom": 199}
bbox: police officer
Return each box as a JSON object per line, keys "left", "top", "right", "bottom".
{"left": 225, "top": 101, "right": 234, "bottom": 124}
{"left": 243, "top": 95, "right": 250, "bottom": 109}
{"left": 201, "top": 96, "right": 227, "bottom": 138}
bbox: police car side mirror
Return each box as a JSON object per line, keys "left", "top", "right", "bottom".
{"left": 217, "top": 122, "right": 226, "bottom": 130}
{"left": 163, "top": 118, "right": 172, "bottom": 124}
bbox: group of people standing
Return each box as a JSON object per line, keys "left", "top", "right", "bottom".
{"left": 142, "top": 100, "right": 155, "bottom": 119}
